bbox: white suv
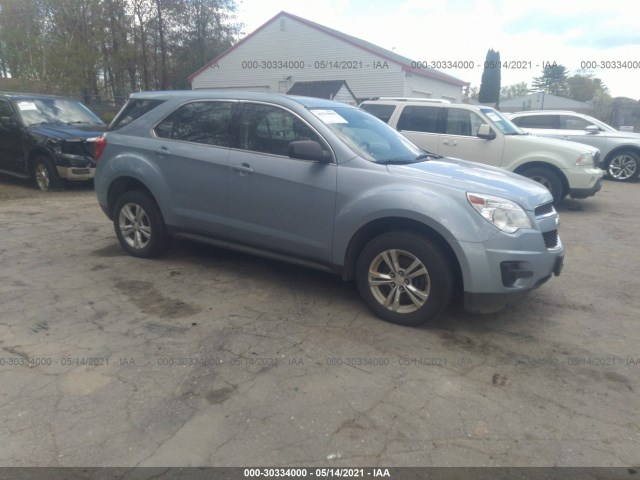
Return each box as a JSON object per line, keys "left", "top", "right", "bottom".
{"left": 508, "top": 110, "right": 640, "bottom": 182}
{"left": 360, "top": 99, "right": 604, "bottom": 204}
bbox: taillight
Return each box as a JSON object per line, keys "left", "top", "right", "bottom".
{"left": 95, "top": 136, "right": 107, "bottom": 160}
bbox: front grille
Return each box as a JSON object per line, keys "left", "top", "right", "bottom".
{"left": 62, "top": 139, "right": 97, "bottom": 158}
{"left": 535, "top": 202, "right": 555, "bottom": 217}
{"left": 543, "top": 229, "right": 559, "bottom": 249}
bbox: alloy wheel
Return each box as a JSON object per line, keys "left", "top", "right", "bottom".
{"left": 118, "top": 203, "right": 152, "bottom": 250}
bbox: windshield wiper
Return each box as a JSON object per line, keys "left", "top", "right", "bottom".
{"left": 415, "top": 152, "right": 441, "bottom": 160}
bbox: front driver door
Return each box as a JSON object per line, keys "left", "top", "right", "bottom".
{"left": 227, "top": 102, "right": 337, "bottom": 262}
{"left": 0, "top": 100, "right": 24, "bottom": 173}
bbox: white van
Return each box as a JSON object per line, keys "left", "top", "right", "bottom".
{"left": 360, "top": 98, "right": 604, "bottom": 204}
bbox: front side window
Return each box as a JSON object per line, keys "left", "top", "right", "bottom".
{"left": 445, "top": 108, "right": 485, "bottom": 136}
{"left": 0, "top": 100, "right": 13, "bottom": 117}
{"left": 239, "top": 103, "right": 322, "bottom": 156}
{"left": 155, "top": 101, "right": 234, "bottom": 147}
{"left": 560, "top": 116, "right": 594, "bottom": 130}
{"left": 396, "top": 106, "right": 440, "bottom": 133}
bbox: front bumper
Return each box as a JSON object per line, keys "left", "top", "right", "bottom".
{"left": 456, "top": 221, "right": 564, "bottom": 313}
{"left": 56, "top": 166, "right": 96, "bottom": 181}
{"left": 564, "top": 167, "right": 604, "bottom": 198}
{"left": 570, "top": 176, "right": 603, "bottom": 199}
{"left": 55, "top": 153, "right": 96, "bottom": 181}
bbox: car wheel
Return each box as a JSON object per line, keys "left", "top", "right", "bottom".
{"left": 607, "top": 151, "right": 639, "bottom": 182}
{"left": 356, "top": 232, "right": 453, "bottom": 326}
{"left": 31, "top": 156, "right": 63, "bottom": 191}
{"left": 113, "top": 191, "right": 169, "bottom": 258}
{"left": 520, "top": 167, "right": 564, "bottom": 204}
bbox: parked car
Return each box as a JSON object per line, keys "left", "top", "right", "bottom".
{"left": 507, "top": 110, "right": 640, "bottom": 182}
{"left": 359, "top": 98, "right": 603, "bottom": 204}
{"left": 0, "top": 93, "right": 105, "bottom": 191}
{"left": 95, "top": 91, "right": 564, "bottom": 326}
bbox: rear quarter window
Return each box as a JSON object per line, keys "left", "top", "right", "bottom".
{"left": 109, "top": 99, "right": 165, "bottom": 131}
{"left": 359, "top": 104, "right": 396, "bottom": 124}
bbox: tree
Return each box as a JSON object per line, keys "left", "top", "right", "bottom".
{"left": 500, "top": 82, "right": 529, "bottom": 100}
{"left": 478, "top": 49, "right": 501, "bottom": 106}
{"left": 566, "top": 71, "right": 609, "bottom": 102}
{"left": 531, "top": 64, "right": 569, "bottom": 96}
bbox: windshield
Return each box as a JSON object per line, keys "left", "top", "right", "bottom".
{"left": 13, "top": 98, "right": 104, "bottom": 127}
{"left": 310, "top": 107, "right": 426, "bottom": 163}
{"left": 481, "top": 108, "right": 525, "bottom": 135}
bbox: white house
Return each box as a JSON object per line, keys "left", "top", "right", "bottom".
{"left": 500, "top": 93, "right": 589, "bottom": 113}
{"left": 189, "top": 11, "right": 468, "bottom": 102}
{"left": 287, "top": 80, "right": 357, "bottom": 105}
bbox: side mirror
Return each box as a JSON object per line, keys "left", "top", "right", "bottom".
{"left": 477, "top": 124, "right": 496, "bottom": 140}
{"left": 288, "top": 140, "right": 332, "bottom": 163}
{"left": 585, "top": 125, "right": 600, "bottom": 134}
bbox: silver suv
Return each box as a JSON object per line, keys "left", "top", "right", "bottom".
{"left": 508, "top": 110, "right": 640, "bottom": 182}
{"left": 95, "top": 91, "right": 564, "bottom": 326}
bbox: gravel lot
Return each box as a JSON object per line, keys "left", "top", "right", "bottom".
{"left": 0, "top": 173, "right": 639, "bottom": 467}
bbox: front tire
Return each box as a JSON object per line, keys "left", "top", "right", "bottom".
{"left": 356, "top": 232, "right": 454, "bottom": 326}
{"left": 519, "top": 166, "right": 564, "bottom": 204}
{"left": 113, "top": 191, "right": 169, "bottom": 258}
{"left": 31, "top": 156, "right": 63, "bottom": 191}
{"left": 606, "top": 151, "right": 639, "bottom": 182}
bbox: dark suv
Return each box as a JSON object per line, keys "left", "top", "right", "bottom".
{"left": 0, "top": 93, "right": 106, "bottom": 191}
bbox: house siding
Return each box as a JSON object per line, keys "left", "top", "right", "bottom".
{"left": 192, "top": 15, "right": 462, "bottom": 101}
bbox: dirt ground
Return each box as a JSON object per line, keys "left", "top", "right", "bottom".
{"left": 0, "top": 173, "right": 639, "bottom": 468}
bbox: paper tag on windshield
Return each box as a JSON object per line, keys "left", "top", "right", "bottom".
{"left": 312, "top": 109, "right": 348, "bottom": 124}
{"left": 17, "top": 101, "right": 38, "bottom": 111}
{"left": 486, "top": 112, "right": 501, "bottom": 122}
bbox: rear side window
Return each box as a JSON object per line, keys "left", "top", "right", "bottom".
{"left": 0, "top": 100, "right": 13, "bottom": 117}
{"left": 397, "top": 106, "right": 440, "bottom": 133}
{"left": 512, "top": 115, "right": 558, "bottom": 129}
{"left": 359, "top": 104, "right": 396, "bottom": 123}
{"left": 154, "top": 101, "right": 234, "bottom": 147}
{"left": 109, "top": 99, "right": 165, "bottom": 131}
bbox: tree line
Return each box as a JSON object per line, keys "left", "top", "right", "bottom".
{"left": 0, "top": 0, "right": 241, "bottom": 104}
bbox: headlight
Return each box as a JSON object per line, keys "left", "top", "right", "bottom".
{"left": 575, "top": 153, "right": 593, "bottom": 166}
{"left": 467, "top": 193, "right": 532, "bottom": 234}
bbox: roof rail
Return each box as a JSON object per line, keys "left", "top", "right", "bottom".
{"left": 368, "top": 97, "right": 451, "bottom": 103}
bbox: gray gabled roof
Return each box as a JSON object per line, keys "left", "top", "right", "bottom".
{"left": 190, "top": 11, "right": 468, "bottom": 87}
{"left": 287, "top": 80, "right": 357, "bottom": 100}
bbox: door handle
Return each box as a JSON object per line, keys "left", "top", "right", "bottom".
{"left": 155, "top": 146, "right": 171, "bottom": 155}
{"left": 442, "top": 140, "right": 458, "bottom": 146}
{"left": 231, "top": 163, "right": 255, "bottom": 175}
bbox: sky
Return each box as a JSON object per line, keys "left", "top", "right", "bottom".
{"left": 234, "top": 0, "right": 640, "bottom": 99}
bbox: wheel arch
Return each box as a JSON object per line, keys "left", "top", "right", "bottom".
{"left": 106, "top": 176, "right": 158, "bottom": 220}
{"left": 514, "top": 161, "right": 569, "bottom": 197}
{"left": 341, "top": 217, "right": 464, "bottom": 296}
{"left": 603, "top": 146, "right": 640, "bottom": 166}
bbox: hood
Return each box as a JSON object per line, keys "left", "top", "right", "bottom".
{"left": 29, "top": 123, "right": 106, "bottom": 140}
{"left": 387, "top": 157, "right": 553, "bottom": 211}
{"left": 512, "top": 133, "right": 599, "bottom": 154}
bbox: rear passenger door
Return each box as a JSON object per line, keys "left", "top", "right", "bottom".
{"left": 438, "top": 107, "right": 504, "bottom": 167}
{"left": 394, "top": 105, "right": 442, "bottom": 153}
{"left": 152, "top": 100, "right": 234, "bottom": 233}
{"left": 226, "top": 102, "right": 337, "bottom": 262}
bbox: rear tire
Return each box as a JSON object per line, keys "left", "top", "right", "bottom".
{"left": 606, "top": 151, "right": 639, "bottom": 182}
{"left": 113, "top": 190, "right": 169, "bottom": 258}
{"left": 520, "top": 166, "right": 564, "bottom": 204}
{"left": 31, "top": 156, "right": 63, "bottom": 191}
{"left": 356, "top": 232, "right": 453, "bottom": 326}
